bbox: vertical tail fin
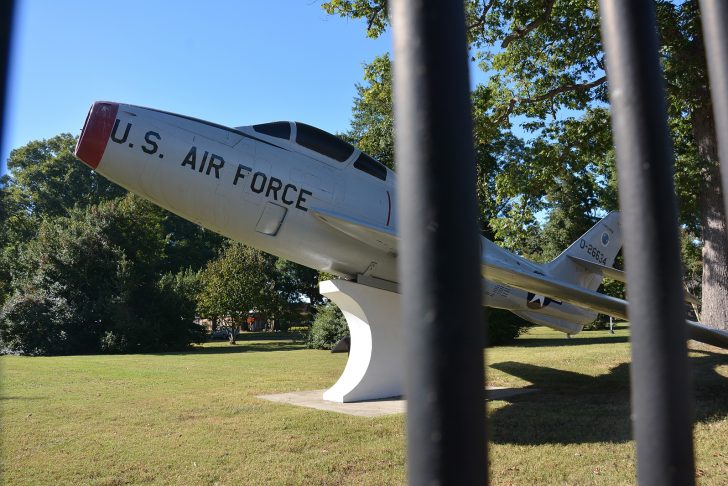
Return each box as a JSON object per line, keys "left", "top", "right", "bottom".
{"left": 545, "top": 211, "right": 622, "bottom": 291}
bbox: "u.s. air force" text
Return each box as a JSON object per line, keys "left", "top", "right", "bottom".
{"left": 109, "top": 119, "right": 313, "bottom": 211}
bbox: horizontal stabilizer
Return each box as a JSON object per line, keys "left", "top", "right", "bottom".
{"left": 567, "top": 255, "right": 699, "bottom": 305}
{"left": 310, "top": 208, "right": 398, "bottom": 255}
{"left": 567, "top": 255, "right": 626, "bottom": 282}
{"left": 331, "top": 336, "right": 351, "bottom": 353}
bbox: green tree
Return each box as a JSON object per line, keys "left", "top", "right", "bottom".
{"left": 4, "top": 134, "right": 126, "bottom": 218}
{"left": 0, "top": 135, "right": 223, "bottom": 300}
{"left": 1, "top": 133, "right": 223, "bottom": 352}
{"left": 158, "top": 268, "right": 203, "bottom": 324}
{"left": 485, "top": 308, "right": 531, "bottom": 346}
{"left": 197, "top": 244, "right": 322, "bottom": 340}
{"left": 156, "top": 210, "right": 224, "bottom": 275}
{"left": 345, "top": 54, "right": 527, "bottom": 240}
{"left": 348, "top": 54, "right": 395, "bottom": 168}
{"left": 0, "top": 134, "right": 125, "bottom": 306}
{"left": 197, "top": 242, "right": 284, "bottom": 343}
{"left": 0, "top": 194, "right": 205, "bottom": 355}
{"left": 324, "top": 0, "right": 727, "bottom": 330}
{"left": 4, "top": 202, "right": 133, "bottom": 353}
{"left": 0, "top": 176, "right": 32, "bottom": 305}
{"left": 0, "top": 288, "right": 76, "bottom": 355}
{"left": 144, "top": 268, "right": 207, "bottom": 352}
{"left": 274, "top": 258, "right": 324, "bottom": 310}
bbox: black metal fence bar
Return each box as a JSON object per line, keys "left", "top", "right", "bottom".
{"left": 0, "top": 0, "right": 15, "bottom": 159}
{"left": 599, "top": 1, "right": 695, "bottom": 485}
{"left": 699, "top": 0, "right": 728, "bottom": 225}
{"left": 391, "top": 0, "right": 487, "bottom": 484}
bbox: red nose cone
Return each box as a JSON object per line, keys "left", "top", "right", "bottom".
{"left": 75, "top": 102, "right": 119, "bottom": 169}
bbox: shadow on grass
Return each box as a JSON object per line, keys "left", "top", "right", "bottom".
{"left": 488, "top": 351, "right": 728, "bottom": 445}
{"left": 159, "top": 341, "right": 307, "bottom": 356}
{"left": 512, "top": 334, "right": 630, "bottom": 347}
{"left": 231, "top": 332, "right": 303, "bottom": 342}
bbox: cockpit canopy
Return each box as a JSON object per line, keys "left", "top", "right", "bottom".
{"left": 295, "top": 123, "right": 354, "bottom": 162}
{"left": 252, "top": 121, "right": 290, "bottom": 140}
{"left": 252, "top": 121, "right": 388, "bottom": 181}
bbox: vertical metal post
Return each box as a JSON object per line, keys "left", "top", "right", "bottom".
{"left": 391, "top": 0, "right": 487, "bottom": 484}
{"left": 0, "top": 0, "right": 15, "bottom": 163}
{"left": 599, "top": 1, "right": 695, "bottom": 485}
{"left": 699, "top": 1, "right": 728, "bottom": 226}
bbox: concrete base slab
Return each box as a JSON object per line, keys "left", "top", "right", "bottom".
{"left": 259, "top": 390, "right": 405, "bottom": 417}
{"left": 258, "top": 387, "right": 538, "bottom": 417}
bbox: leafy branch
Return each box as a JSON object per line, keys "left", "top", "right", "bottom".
{"left": 467, "top": 0, "right": 496, "bottom": 33}
{"left": 497, "top": 75, "right": 607, "bottom": 123}
{"left": 501, "top": 0, "right": 556, "bottom": 48}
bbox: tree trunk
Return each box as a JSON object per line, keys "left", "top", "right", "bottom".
{"left": 693, "top": 103, "right": 728, "bottom": 331}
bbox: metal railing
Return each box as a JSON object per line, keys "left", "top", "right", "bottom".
{"left": 392, "top": 1, "right": 488, "bottom": 483}
{"left": 599, "top": 2, "right": 695, "bottom": 484}
{"left": 391, "top": 0, "right": 728, "bottom": 484}
{"left": 0, "top": 0, "right": 14, "bottom": 164}
{"left": 1, "top": 0, "right": 724, "bottom": 484}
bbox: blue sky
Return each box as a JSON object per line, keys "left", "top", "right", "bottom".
{"left": 2, "top": 1, "right": 396, "bottom": 175}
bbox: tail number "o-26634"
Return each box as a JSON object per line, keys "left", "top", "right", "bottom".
{"left": 579, "top": 239, "right": 607, "bottom": 265}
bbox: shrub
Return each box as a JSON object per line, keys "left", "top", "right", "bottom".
{"left": 582, "top": 316, "right": 609, "bottom": 331}
{"left": 287, "top": 326, "right": 310, "bottom": 343}
{"left": 99, "top": 330, "right": 129, "bottom": 354}
{"left": 149, "top": 270, "right": 207, "bottom": 350}
{"left": 303, "top": 303, "right": 528, "bottom": 350}
{"left": 0, "top": 200, "right": 208, "bottom": 355}
{"left": 0, "top": 289, "right": 75, "bottom": 356}
{"left": 485, "top": 308, "right": 531, "bottom": 346}
{"left": 307, "top": 303, "right": 348, "bottom": 349}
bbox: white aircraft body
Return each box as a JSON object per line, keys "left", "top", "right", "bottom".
{"left": 74, "top": 101, "right": 728, "bottom": 348}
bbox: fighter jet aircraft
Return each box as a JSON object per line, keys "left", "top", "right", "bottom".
{"left": 74, "top": 101, "right": 728, "bottom": 348}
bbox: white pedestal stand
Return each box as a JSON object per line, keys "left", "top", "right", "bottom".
{"left": 320, "top": 279, "right": 403, "bottom": 403}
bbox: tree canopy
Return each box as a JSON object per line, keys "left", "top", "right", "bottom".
{"left": 0, "top": 196, "right": 205, "bottom": 354}
{"left": 1, "top": 132, "right": 324, "bottom": 354}
{"left": 0, "top": 136, "right": 224, "bottom": 354}
{"left": 324, "top": 0, "right": 725, "bottom": 329}
{"left": 4, "top": 133, "right": 126, "bottom": 218}
{"left": 197, "top": 242, "right": 322, "bottom": 342}
{"left": 197, "top": 243, "right": 281, "bottom": 326}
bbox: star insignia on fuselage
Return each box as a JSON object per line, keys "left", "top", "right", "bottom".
{"left": 526, "top": 292, "right": 562, "bottom": 309}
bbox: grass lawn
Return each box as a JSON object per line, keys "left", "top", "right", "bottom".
{"left": 1, "top": 326, "right": 726, "bottom": 485}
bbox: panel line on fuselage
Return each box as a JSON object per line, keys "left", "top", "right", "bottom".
{"left": 141, "top": 106, "right": 292, "bottom": 152}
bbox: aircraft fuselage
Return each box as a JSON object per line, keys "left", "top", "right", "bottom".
{"left": 76, "top": 102, "right": 597, "bottom": 333}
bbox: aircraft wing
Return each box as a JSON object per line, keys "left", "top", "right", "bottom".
{"left": 568, "top": 255, "right": 699, "bottom": 305}
{"left": 310, "top": 208, "right": 398, "bottom": 255}
{"left": 313, "top": 210, "right": 629, "bottom": 318}
{"left": 310, "top": 209, "right": 728, "bottom": 349}
{"left": 482, "top": 256, "right": 628, "bottom": 319}
{"left": 685, "top": 320, "right": 728, "bottom": 348}
{"left": 482, "top": 256, "right": 728, "bottom": 348}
